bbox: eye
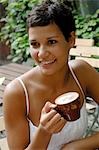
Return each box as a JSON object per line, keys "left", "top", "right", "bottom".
{"left": 48, "top": 39, "right": 57, "bottom": 45}
{"left": 30, "top": 41, "right": 40, "bottom": 48}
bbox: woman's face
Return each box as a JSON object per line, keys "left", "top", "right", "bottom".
{"left": 29, "top": 23, "right": 74, "bottom": 75}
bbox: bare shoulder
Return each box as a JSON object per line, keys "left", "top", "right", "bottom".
{"left": 69, "top": 59, "right": 99, "bottom": 82}
{"left": 69, "top": 59, "right": 98, "bottom": 77}
{"left": 3, "top": 66, "right": 38, "bottom": 114}
{"left": 4, "top": 78, "right": 22, "bottom": 95}
{"left": 69, "top": 59, "right": 99, "bottom": 104}
{"left": 3, "top": 78, "right": 26, "bottom": 115}
{"left": 69, "top": 59, "right": 96, "bottom": 71}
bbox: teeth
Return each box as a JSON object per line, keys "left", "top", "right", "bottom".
{"left": 41, "top": 60, "right": 55, "bottom": 65}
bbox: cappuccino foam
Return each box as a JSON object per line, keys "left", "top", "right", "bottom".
{"left": 55, "top": 92, "right": 79, "bottom": 105}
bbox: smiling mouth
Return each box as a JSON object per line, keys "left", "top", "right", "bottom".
{"left": 40, "top": 59, "right": 56, "bottom": 66}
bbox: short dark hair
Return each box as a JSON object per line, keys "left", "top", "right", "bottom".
{"left": 27, "top": 0, "right": 76, "bottom": 40}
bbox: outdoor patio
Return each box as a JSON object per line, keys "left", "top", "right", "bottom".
{"left": 0, "top": 0, "right": 99, "bottom": 149}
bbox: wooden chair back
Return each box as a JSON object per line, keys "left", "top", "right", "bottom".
{"left": 75, "top": 38, "right": 94, "bottom": 47}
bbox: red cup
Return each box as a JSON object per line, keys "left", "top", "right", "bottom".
{"left": 55, "top": 92, "right": 81, "bottom": 121}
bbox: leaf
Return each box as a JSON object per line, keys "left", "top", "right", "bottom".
{"left": 0, "top": 77, "right": 5, "bottom": 85}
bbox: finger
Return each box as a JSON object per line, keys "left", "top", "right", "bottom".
{"left": 40, "top": 109, "right": 57, "bottom": 125}
{"left": 51, "top": 117, "right": 66, "bottom": 133}
{"left": 42, "top": 101, "right": 56, "bottom": 113}
{"left": 48, "top": 113, "right": 62, "bottom": 125}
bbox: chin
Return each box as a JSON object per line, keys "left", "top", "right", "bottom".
{"left": 40, "top": 67, "right": 56, "bottom": 76}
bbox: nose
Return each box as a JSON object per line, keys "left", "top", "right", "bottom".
{"left": 38, "top": 46, "right": 49, "bottom": 59}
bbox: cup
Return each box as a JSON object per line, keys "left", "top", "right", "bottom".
{"left": 54, "top": 92, "right": 81, "bottom": 121}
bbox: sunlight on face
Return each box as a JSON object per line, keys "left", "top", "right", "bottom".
{"left": 28, "top": 23, "right": 74, "bottom": 75}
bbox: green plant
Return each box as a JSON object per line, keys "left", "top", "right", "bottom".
{"left": 74, "top": 9, "right": 99, "bottom": 46}
{"left": 0, "top": 1, "right": 99, "bottom": 64}
{"left": 0, "top": 0, "right": 8, "bottom": 5}
{"left": 0, "top": 0, "right": 39, "bottom": 64}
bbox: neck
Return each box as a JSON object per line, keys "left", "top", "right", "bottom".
{"left": 38, "top": 63, "right": 70, "bottom": 90}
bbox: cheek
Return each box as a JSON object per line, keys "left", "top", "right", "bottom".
{"left": 30, "top": 49, "right": 38, "bottom": 60}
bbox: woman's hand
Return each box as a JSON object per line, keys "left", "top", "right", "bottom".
{"left": 39, "top": 101, "right": 66, "bottom": 134}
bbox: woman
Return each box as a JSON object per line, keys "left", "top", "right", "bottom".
{"left": 3, "top": 0, "right": 99, "bottom": 149}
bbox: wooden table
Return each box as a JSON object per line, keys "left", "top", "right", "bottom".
{"left": 0, "top": 63, "right": 32, "bottom": 105}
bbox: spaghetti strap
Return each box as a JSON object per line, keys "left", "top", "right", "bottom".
{"left": 17, "top": 78, "right": 29, "bottom": 115}
{"left": 69, "top": 64, "right": 85, "bottom": 99}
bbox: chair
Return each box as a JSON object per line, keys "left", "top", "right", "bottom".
{"left": 0, "top": 116, "right": 8, "bottom": 150}
{"left": 75, "top": 38, "right": 94, "bottom": 47}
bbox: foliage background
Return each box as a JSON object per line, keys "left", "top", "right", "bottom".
{"left": 0, "top": 0, "right": 99, "bottom": 64}
{"left": 74, "top": 9, "right": 99, "bottom": 47}
{"left": 0, "top": 0, "right": 40, "bottom": 65}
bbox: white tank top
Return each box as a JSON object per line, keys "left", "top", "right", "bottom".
{"left": 17, "top": 65, "right": 88, "bottom": 150}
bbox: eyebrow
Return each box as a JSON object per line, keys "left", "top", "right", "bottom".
{"left": 29, "top": 40, "right": 36, "bottom": 42}
{"left": 47, "top": 36, "right": 59, "bottom": 39}
{"left": 29, "top": 35, "right": 59, "bottom": 43}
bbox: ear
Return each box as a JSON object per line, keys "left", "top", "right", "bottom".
{"left": 69, "top": 31, "right": 76, "bottom": 48}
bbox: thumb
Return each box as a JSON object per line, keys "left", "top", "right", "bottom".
{"left": 42, "top": 101, "right": 56, "bottom": 113}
